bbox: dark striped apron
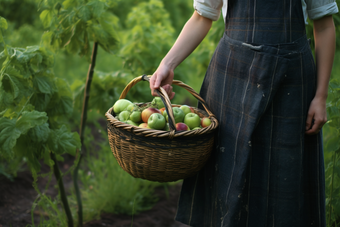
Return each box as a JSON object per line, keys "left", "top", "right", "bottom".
{"left": 175, "top": 0, "right": 326, "bottom": 226}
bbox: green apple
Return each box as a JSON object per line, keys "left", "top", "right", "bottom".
{"left": 148, "top": 113, "right": 166, "bottom": 130}
{"left": 125, "top": 103, "right": 138, "bottom": 112}
{"left": 118, "top": 110, "right": 130, "bottom": 121}
{"left": 163, "top": 123, "right": 170, "bottom": 131}
{"left": 165, "top": 107, "right": 185, "bottom": 124}
{"left": 163, "top": 109, "right": 168, "bottom": 120}
{"left": 201, "top": 117, "right": 212, "bottom": 128}
{"left": 129, "top": 110, "right": 142, "bottom": 123}
{"left": 113, "top": 99, "right": 132, "bottom": 114}
{"left": 184, "top": 113, "right": 201, "bottom": 129}
{"left": 126, "top": 120, "right": 139, "bottom": 126}
{"left": 180, "top": 105, "right": 195, "bottom": 116}
{"left": 192, "top": 127, "right": 201, "bottom": 130}
{"left": 151, "top": 97, "right": 165, "bottom": 109}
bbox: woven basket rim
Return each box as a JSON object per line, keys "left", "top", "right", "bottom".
{"left": 105, "top": 105, "right": 219, "bottom": 139}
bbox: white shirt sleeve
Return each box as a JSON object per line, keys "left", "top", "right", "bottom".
{"left": 193, "top": 0, "right": 224, "bottom": 21}
{"left": 304, "top": 0, "right": 339, "bottom": 20}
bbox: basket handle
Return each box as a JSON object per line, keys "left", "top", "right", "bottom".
{"left": 118, "top": 75, "right": 216, "bottom": 132}
{"left": 119, "top": 75, "right": 177, "bottom": 132}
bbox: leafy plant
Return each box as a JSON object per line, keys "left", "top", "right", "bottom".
{"left": 0, "top": 16, "right": 81, "bottom": 226}
{"left": 39, "top": 0, "right": 119, "bottom": 57}
{"left": 325, "top": 79, "right": 340, "bottom": 226}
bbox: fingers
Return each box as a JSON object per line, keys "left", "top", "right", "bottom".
{"left": 150, "top": 78, "right": 175, "bottom": 99}
{"left": 305, "top": 117, "right": 327, "bottom": 135}
{"left": 150, "top": 74, "right": 158, "bottom": 96}
{"left": 163, "top": 84, "right": 175, "bottom": 100}
{"left": 305, "top": 112, "right": 314, "bottom": 131}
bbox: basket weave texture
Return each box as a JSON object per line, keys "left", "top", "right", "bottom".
{"left": 105, "top": 75, "right": 219, "bottom": 182}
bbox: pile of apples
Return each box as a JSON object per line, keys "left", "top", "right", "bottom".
{"left": 112, "top": 97, "right": 212, "bottom": 131}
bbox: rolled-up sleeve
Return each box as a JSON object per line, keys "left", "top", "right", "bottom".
{"left": 193, "top": 0, "right": 223, "bottom": 21}
{"left": 305, "top": 0, "right": 339, "bottom": 20}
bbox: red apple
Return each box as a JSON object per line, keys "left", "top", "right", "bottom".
{"left": 159, "top": 107, "right": 166, "bottom": 115}
{"left": 141, "top": 107, "right": 161, "bottom": 123}
{"left": 201, "top": 117, "right": 212, "bottom": 128}
{"left": 176, "top": 122, "right": 190, "bottom": 131}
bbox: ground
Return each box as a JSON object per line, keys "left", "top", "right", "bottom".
{"left": 0, "top": 156, "right": 189, "bottom": 227}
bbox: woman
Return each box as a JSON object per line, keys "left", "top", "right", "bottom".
{"left": 150, "top": 0, "right": 338, "bottom": 226}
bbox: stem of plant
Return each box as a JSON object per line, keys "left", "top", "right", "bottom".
{"left": 73, "top": 41, "right": 99, "bottom": 227}
{"left": 51, "top": 152, "right": 74, "bottom": 227}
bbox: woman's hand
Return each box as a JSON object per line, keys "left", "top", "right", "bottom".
{"left": 149, "top": 63, "right": 175, "bottom": 99}
{"left": 305, "top": 97, "right": 327, "bottom": 135}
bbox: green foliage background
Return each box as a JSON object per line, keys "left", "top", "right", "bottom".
{"left": 1, "top": 0, "right": 340, "bottom": 225}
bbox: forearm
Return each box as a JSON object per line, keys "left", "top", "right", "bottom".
{"left": 313, "top": 15, "right": 336, "bottom": 100}
{"left": 161, "top": 11, "right": 213, "bottom": 70}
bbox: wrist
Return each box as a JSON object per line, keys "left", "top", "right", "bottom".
{"left": 313, "top": 93, "right": 328, "bottom": 104}
{"left": 160, "top": 58, "right": 177, "bottom": 71}
{"left": 314, "top": 89, "right": 329, "bottom": 101}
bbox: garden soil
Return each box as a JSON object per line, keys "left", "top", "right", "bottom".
{"left": 0, "top": 120, "right": 190, "bottom": 227}
{"left": 0, "top": 155, "right": 189, "bottom": 227}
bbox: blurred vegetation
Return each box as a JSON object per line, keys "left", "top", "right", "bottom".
{"left": 0, "top": 0, "right": 340, "bottom": 226}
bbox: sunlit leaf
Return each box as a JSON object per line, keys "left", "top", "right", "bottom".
{"left": 40, "top": 10, "right": 53, "bottom": 28}
{"left": 0, "top": 17, "right": 8, "bottom": 30}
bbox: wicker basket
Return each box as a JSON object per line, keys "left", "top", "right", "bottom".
{"left": 105, "top": 75, "right": 219, "bottom": 182}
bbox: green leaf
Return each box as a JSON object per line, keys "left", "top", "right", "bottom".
{"left": 0, "top": 17, "right": 8, "bottom": 30}
{"left": 29, "top": 123, "right": 50, "bottom": 143}
{"left": 40, "top": 10, "right": 53, "bottom": 28}
{"left": 326, "top": 134, "right": 340, "bottom": 153}
{"left": 16, "top": 111, "right": 48, "bottom": 134}
{"left": 0, "top": 74, "right": 20, "bottom": 106}
{"left": 48, "top": 125, "right": 81, "bottom": 155}
{"left": 33, "top": 74, "right": 53, "bottom": 94}
{"left": 79, "top": 5, "right": 91, "bottom": 22}
{"left": 46, "top": 78, "right": 73, "bottom": 117}
{"left": 87, "top": 1, "right": 106, "bottom": 18}
{"left": 0, "top": 110, "right": 48, "bottom": 157}
{"left": 62, "top": 0, "right": 77, "bottom": 9}
{"left": 13, "top": 135, "right": 45, "bottom": 172}
{"left": 0, "top": 117, "right": 20, "bottom": 155}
